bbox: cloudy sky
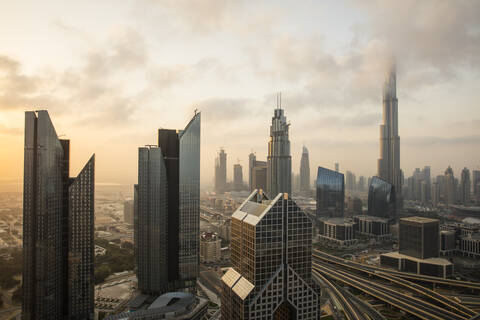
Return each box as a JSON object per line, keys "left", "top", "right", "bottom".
{"left": 0, "top": 0, "right": 479, "bottom": 190}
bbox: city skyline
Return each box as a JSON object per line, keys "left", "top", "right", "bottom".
{"left": 1, "top": 1, "right": 480, "bottom": 190}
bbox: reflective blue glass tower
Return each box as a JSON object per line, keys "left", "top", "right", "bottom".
{"left": 316, "top": 166, "right": 345, "bottom": 218}
{"left": 368, "top": 176, "right": 396, "bottom": 219}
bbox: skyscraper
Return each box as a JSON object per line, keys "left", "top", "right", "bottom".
{"left": 473, "top": 170, "right": 480, "bottom": 204}
{"left": 267, "top": 102, "right": 292, "bottom": 197}
{"left": 335, "top": 162, "right": 339, "bottom": 172}
{"left": 136, "top": 112, "right": 201, "bottom": 295}
{"left": 249, "top": 153, "right": 268, "bottom": 192}
{"left": 460, "top": 167, "right": 471, "bottom": 205}
{"left": 23, "top": 111, "right": 94, "bottom": 320}
{"left": 233, "top": 163, "right": 243, "bottom": 191}
{"left": 300, "top": 146, "right": 310, "bottom": 193}
{"left": 444, "top": 166, "right": 455, "bottom": 205}
{"left": 215, "top": 148, "right": 227, "bottom": 193}
{"left": 248, "top": 152, "right": 256, "bottom": 191}
{"left": 377, "top": 62, "right": 402, "bottom": 202}
{"left": 221, "top": 191, "right": 319, "bottom": 319}
{"left": 345, "top": 170, "right": 356, "bottom": 191}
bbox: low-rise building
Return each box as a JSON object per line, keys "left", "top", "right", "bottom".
{"left": 200, "top": 232, "right": 221, "bottom": 263}
{"left": 317, "top": 217, "right": 356, "bottom": 245}
{"left": 380, "top": 251, "right": 453, "bottom": 278}
{"left": 106, "top": 292, "right": 208, "bottom": 320}
{"left": 460, "top": 233, "right": 480, "bottom": 259}
{"left": 354, "top": 215, "right": 390, "bottom": 239}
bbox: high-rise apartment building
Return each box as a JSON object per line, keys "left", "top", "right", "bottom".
{"left": 444, "top": 166, "right": 455, "bottom": 205}
{"left": 399, "top": 217, "right": 439, "bottom": 259}
{"left": 316, "top": 167, "right": 345, "bottom": 218}
{"left": 135, "top": 112, "right": 200, "bottom": 295}
{"left": 249, "top": 153, "right": 268, "bottom": 192}
{"left": 215, "top": 148, "right": 227, "bottom": 193}
{"left": 345, "top": 170, "right": 356, "bottom": 191}
{"left": 460, "top": 167, "right": 471, "bottom": 205}
{"left": 358, "top": 176, "right": 366, "bottom": 192}
{"left": 377, "top": 62, "right": 402, "bottom": 202}
{"left": 248, "top": 152, "right": 256, "bottom": 191}
{"left": 221, "top": 191, "right": 319, "bottom": 319}
{"left": 267, "top": 104, "right": 292, "bottom": 197}
{"left": 299, "top": 146, "right": 310, "bottom": 192}
{"left": 233, "top": 163, "right": 243, "bottom": 191}
{"left": 473, "top": 170, "right": 480, "bottom": 204}
{"left": 23, "top": 111, "right": 94, "bottom": 320}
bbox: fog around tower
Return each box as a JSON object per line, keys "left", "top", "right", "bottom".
{"left": 0, "top": 0, "right": 479, "bottom": 191}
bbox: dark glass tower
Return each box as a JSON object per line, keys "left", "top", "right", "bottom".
{"left": 23, "top": 110, "right": 94, "bottom": 320}
{"left": 316, "top": 166, "right": 345, "bottom": 218}
{"left": 135, "top": 112, "right": 201, "bottom": 294}
{"left": 299, "top": 146, "right": 310, "bottom": 193}
{"left": 267, "top": 105, "right": 292, "bottom": 197}
{"left": 368, "top": 176, "right": 396, "bottom": 219}
{"left": 221, "top": 191, "right": 319, "bottom": 319}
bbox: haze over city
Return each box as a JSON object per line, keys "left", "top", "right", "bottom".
{"left": 1, "top": 0, "right": 479, "bottom": 190}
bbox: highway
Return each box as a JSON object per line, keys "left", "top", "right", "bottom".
{"left": 314, "top": 249, "right": 480, "bottom": 291}
{"left": 337, "top": 285, "right": 386, "bottom": 320}
{"left": 313, "top": 250, "right": 477, "bottom": 318}
{"left": 312, "top": 269, "right": 365, "bottom": 320}
{"left": 313, "top": 260, "right": 468, "bottom": 320}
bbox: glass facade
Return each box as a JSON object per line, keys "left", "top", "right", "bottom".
{"left": 179, "top": 112, "right": 201, "bottom": 287}
{"left": 135, "top": 112, "right": 200, "bottom": 294}
{"left": 267, "top": 107, "right": 292, "bottom": 197}
{"left": 316, "top": 166, "right": 344, "bottom": 218}
{"left": 367, "top": 176, "right": 396, "bottom": 218}
{"left": 23, "top": 111, "right": 94, "bottom": 320}
{"left": 222, "top": 191, "right": 319, "bottom": 320}
{"left": 137, "top": 147, "right": 169, "bottom": 294}
{"left": 68, "top": 155, "right": 95, "bottom": 320}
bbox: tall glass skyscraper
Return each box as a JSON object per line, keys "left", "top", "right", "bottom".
{"left": 221, "top": 191, "right": 319, "bottom": 319}
{"left": 316, "top": 166, "right": 345, "bottom": 218}
{"left": 300, "top": 146, "right": 310, "bottom": 192}
{"left": 23, "top": 111, "right": 94, "bottom": 320}
{"left": 368, "top": 176, "right": 396, "bottom": 219}
{"left": 135, "top": 112, "right": 201, "bottom": 294}
{"left": 378, "top": 62, "right": 402, "bottom": 203}
{"left": 267, "top": 105, "right": 291, "bottom": 197}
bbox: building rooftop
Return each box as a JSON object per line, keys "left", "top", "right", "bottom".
{"left": 355, "top": 215, "right": 389, "bottom": 223}
{"left": 323, "top": 217, "right": 355, "bottom": 226}
{"left": 381, "top": 251, "right": 452, "bottom": 266}
{"left": 232, "top": 191, "right": 282, "bottom": 226}
{"left": 401, "top": 216, "right": 439, "bottom": 224}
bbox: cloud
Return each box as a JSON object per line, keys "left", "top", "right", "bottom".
{"left": 196, "top": 97, "right": 251, "bottom": 121}
{"left": 0, "top": 124, "right": 21, "bottom": 136}
{"left": 404, "top": 135, "right": 480, "bottom": 147}
{"left": 354, "top": 1, "right": 480, "bottom": 78}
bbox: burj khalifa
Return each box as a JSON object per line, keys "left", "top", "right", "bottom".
{"left": 377, "top": 62, "right": 402, "bottom": 201}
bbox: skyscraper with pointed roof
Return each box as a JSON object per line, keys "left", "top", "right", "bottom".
{"left": 267, "top": 94, "right": 292, "bottom": 197}
{"left": 378, "top": 61, "right": 402, "bottom": 204}
{"left": 23, "top": 110, "right": 95, "bottom": 320}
